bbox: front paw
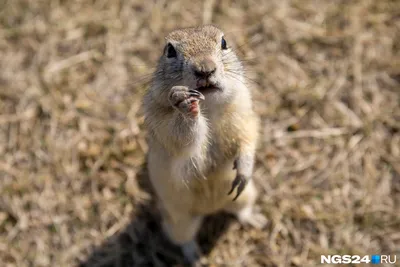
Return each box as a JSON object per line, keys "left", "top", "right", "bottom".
{"left": 168, "top": 86, "right": 205, "bottom": 117}
{"left": 227, "top": 174, "right": 248, "bottom": 201}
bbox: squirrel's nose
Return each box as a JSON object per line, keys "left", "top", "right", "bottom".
{"left": 193, "top": 58, "right": 216, "bottom": 78}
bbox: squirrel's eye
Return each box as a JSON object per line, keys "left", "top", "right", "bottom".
{"left": 166, "top": 43, "right": 177, "bottom": 58}
{"left": 221, "top": 37, "right": 227, "bottom": 50}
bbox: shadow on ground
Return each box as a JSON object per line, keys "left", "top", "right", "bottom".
{"left": 79, "top": 160, "right": 236, "bottom": 267}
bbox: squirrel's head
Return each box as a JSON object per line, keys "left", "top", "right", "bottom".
{"left": 153, "top": 25, "right": 245, "bottom": 105}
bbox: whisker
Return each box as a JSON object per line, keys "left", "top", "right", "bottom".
{"left": 225, "top": 70, "right": 262, "bottom": 87}
{"left": 225, "top": 68, "right": 258, "bottom": 76}
{"left": 223, "top": 57, "right": 258, "bottom": 65}
{"left": 126, "top": 73, "right": 153, "bottom": 87}
{"left": 224, "top": 72, "right": 248, "bottom": 87}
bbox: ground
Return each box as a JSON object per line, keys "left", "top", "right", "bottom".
{"left": 0, "top": 0, "right": 399, "bottom": 266}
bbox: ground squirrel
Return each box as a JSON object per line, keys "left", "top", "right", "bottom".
{"left": 143, "top": 25, "right": 266, "bottom": 264}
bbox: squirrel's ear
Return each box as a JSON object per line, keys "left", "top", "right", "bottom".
{"left": 165, "top": 43, "right": 177, "bottom": 58}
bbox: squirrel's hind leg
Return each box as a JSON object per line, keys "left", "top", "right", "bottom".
{"left": 161, "top": 211, "right": 204, "bottom": 264}
{"left": 223, "top": 179, "right": 267, "bottom": 229}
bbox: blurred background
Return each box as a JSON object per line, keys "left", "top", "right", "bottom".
{"left": 0, "top": 0, "right": 399, "bottom": 266}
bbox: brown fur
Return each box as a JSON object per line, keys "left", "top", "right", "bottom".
{"left": 143, "top": 25, "right": 265, "bottom": 264}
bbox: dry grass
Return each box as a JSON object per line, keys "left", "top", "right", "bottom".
{"left": 1, "top": 0, "right": 400, "bottom": 266}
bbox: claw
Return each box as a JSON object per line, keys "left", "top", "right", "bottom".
{"left": 228, "top": 174, "right": 247, "bottom": 201}
{"left": 189, "top": 89, "right": 205, "bottom": 100}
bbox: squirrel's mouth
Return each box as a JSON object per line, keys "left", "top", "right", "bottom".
{"left": 196, "top": 81, "right": 221, "bottom": 93}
